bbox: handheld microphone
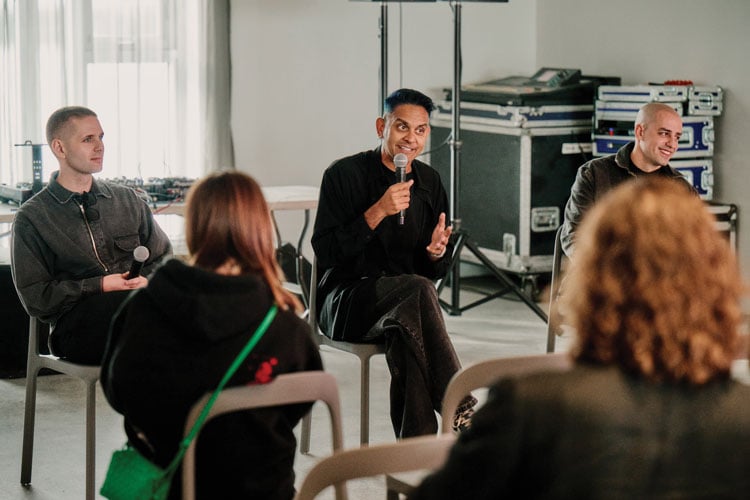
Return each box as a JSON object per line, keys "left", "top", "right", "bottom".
{"left": 128, "top": 246, "right": 150, "bottom": 278}
{"left": 394, "top": 153, "right": 408, "bottom": 225}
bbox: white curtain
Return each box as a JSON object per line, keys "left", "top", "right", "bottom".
{"left": 0, "top": 0, "right": 232, "bottom": 187}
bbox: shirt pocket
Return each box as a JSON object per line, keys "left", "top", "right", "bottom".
{"left": 113, "top": 234, "right": 142, "bottom": 258}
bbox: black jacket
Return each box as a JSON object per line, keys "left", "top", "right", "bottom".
{"left": 312, "top": 147, "right": 452, "bottom": 302}
{"left": 101, "top": 259, "right": 322, "bottom": 500}
{"left": 560, "top": 142, "right": 687, "bottom": 256}
{"left": 413, "top": 364, "right": 750, "bottom": 500}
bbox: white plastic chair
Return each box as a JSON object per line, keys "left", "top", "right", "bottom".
{"left": 386, "top": 352, "right": 572, "bottom": 498}
{"left": 182, "top": 371, "right": 346, "bottom": 500}
{"left": 545, "top": 225, "right": 567, "bottom": 353}
{"left": 439, "top": 352, "right": 572, "bottom": 433}
{"left": 20, "top": 316, "right": 101, "bottom": 500}
{"left": 300, "top": 260, "right": 386, "bottom": 450}
{"left": 294, "top": 433, "right": 456, "bottom": 500}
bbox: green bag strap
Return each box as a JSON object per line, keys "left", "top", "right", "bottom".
{"left": 164, "top": 304, "right": 278, "bottom": 474}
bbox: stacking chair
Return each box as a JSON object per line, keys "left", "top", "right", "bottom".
{"left": 386, "top": 352, "right": 572, "bottom": 498}
{"left": 545, "top": 225, "right": 567, "bottom": 353}
{"left": 300, "top": 260, "right": 386, "bottom": 451}
{"left": 20, "top": 316, "right": 101, "bottom": 500}
{"left": 294, "top": 433, "right": 456, "bottom": 500}
{"left": 439, "top": 352, "right": 572, "bottom": 433}
{"left": 182, "top": 371, "right": 346, "bottom": 500}
{"left": 737, "top": 333, "right": 749, "bottom": 360}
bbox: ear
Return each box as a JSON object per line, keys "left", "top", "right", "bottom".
{"left": 634, "top": 123, "right": 645, "bottom": 141}
{"left": 49, "top": 138, "right": 66, "bottom": 159}
{"left": 375, "top": 117, "right": 385, "bottom": 139}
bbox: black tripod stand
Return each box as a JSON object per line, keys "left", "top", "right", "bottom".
{"left": 436, "top": 1, "right": 547, "bottom": 321}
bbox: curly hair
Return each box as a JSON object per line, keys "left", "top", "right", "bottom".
{"left": 185, "top": 170, "right": 301, "bottom": 312}
{"left": 565, "top": 177, "right": 743, "bottom": 385}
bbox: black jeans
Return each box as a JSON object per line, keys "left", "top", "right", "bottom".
{"left": 49, "top": 290, "right": 133, "bottom": 365}
{"left": 320, "top": 274, "right": 462, "bottom": 438}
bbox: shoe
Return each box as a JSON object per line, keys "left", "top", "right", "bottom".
{"left": 451, "top": 396, "right": 477, "bottom": 433}
{"left": 452, "top": 407, "right": 474, "bottom": 433}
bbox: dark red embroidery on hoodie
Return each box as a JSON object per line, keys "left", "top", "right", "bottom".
{"left": 253, "top": 357, "right": 278, "bottom": 384}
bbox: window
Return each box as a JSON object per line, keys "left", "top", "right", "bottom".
{"left": 0, "top": 0, "right": 231, "bottom": 192}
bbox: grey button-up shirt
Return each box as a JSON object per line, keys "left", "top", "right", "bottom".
{"left": 11, "top": 172, "right": 172, "bottom": 324}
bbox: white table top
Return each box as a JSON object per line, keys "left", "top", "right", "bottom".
{"left": 262, "top": 185, "right": 319, "bottom": 211}
{"left": 0, "top": 184, "right": 319, "bottom": 222}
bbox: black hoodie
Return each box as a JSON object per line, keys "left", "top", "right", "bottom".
{"left": 101, "top": 258, "right": 322, "bottom": 500}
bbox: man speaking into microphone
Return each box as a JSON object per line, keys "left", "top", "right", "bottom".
{"left": 313, "top": 89, "right": 475, "bottom": 438}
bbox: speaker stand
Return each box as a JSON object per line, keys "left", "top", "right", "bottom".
{"left": 437, "top": 229, "right": 548, "bottom": 320}
{"left": 438, "top": 1, "right": 546, "bottom": 322}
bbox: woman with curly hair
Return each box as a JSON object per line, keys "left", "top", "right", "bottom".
{"left": 413, "top": 177, "right": 750, "bottom": 499}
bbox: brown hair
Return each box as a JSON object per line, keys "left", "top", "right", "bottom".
{"left": 46, "top": 106, "right": 97, "bottom": 144}
{"left": 565, "top": 177, "right": 743, "bottom": 385}
{"left": 185, "top": 170, "right": 301, "bottom": 312}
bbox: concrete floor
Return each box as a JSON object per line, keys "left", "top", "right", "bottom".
{"left": 2, "top": 279, "right": 746, "bottom": 499}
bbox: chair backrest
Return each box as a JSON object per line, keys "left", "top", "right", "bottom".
{"left": 440, "top": 352, "right": 572, "bottom": 433}
{"left": 294, "top": 433, "right": 456, "bottom": 500}
{"left": 181, "top": 371, "right": 344, "bottom": 500}
{"left": 28, "top": 316, "right": 46, "bottom": 357}
{"left": 736, "top": 333, "right": 749, "bottom": 360}
{"left": 545, "top": 225, "right": 566, "bottom": 353}
{"left": 308, "top": 256, "right": 321, "bottom": 335}
{"left": 706, "top": 201, "right": 738, "bottom": 253}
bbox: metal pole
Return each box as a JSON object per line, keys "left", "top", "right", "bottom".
{"left": 450, "top": 1, "right": 462, "bottom": 230}
{"left": 379, "top": 2, "right": 388, "bottom": 116}
{"left": 449, "top": 1, "right": 463, "bottom": 310}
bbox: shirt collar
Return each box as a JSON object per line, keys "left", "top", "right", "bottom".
{"left": 46, "top": 171, "right": 113, "bottom": 204}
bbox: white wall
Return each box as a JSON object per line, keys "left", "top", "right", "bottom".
{"left": 230, "top": 0, "right": 535, "bottom": 187}
{"left": 231, "top": 0, "right": 750, "bottom": 280}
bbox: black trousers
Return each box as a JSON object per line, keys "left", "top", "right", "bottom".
{"left": 49, "top": 290, "right": 133, "bottom": 365}
{"left": 320, "top": 274, "right": 462, "bottom": 438}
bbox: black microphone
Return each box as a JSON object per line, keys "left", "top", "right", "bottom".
{"left": 394, "top": 153, "right": 408, "bottom": 225}
{"left": 128, "top": 246, "right": 150, "bottom": 278}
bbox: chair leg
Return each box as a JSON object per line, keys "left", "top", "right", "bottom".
{"left": 20, "top": 367, "right": 40, "bottom": 486}
{"left": 546, "top": 323, "right": 556, "bottom": 353}
{"left": 299, "top": 409, "right": 312, "bottom": 454}
{"left": 360, "top": 356, "right": 371, "bottom": 446}
{"left": 386, "top": 489, "right": 401, "bottom": 500}
{"left": 85, "top": 379, "right": 97, "bottom": 500}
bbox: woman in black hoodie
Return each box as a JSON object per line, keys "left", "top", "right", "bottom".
{"left": 101, "top": 170, "right": 322, "bottom": 500}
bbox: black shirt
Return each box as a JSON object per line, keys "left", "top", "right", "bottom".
{"left": 312, "top": 148, "right": 452, "bottom": 299}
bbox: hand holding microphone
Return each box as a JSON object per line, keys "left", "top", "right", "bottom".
{"left": 394, "top": 153, "right": 408, "bottom": 225}
{"left": 128, "top": 245, "right": 150, "bottom": 278}
{"left": 102, "top": 245, "right": 150, "bottom": 292}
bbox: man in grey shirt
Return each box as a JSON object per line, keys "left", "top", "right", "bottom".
{"left": 12, "top": 106, "right": 172, "bottom": 364}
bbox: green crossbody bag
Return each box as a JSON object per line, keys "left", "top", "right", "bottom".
{"left": 100, "top": 305, "right": 278, "bottom": 500}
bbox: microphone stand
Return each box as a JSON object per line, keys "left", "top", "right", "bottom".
{"left": 436, "top": 1, "right": 547, "bottom": 321}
